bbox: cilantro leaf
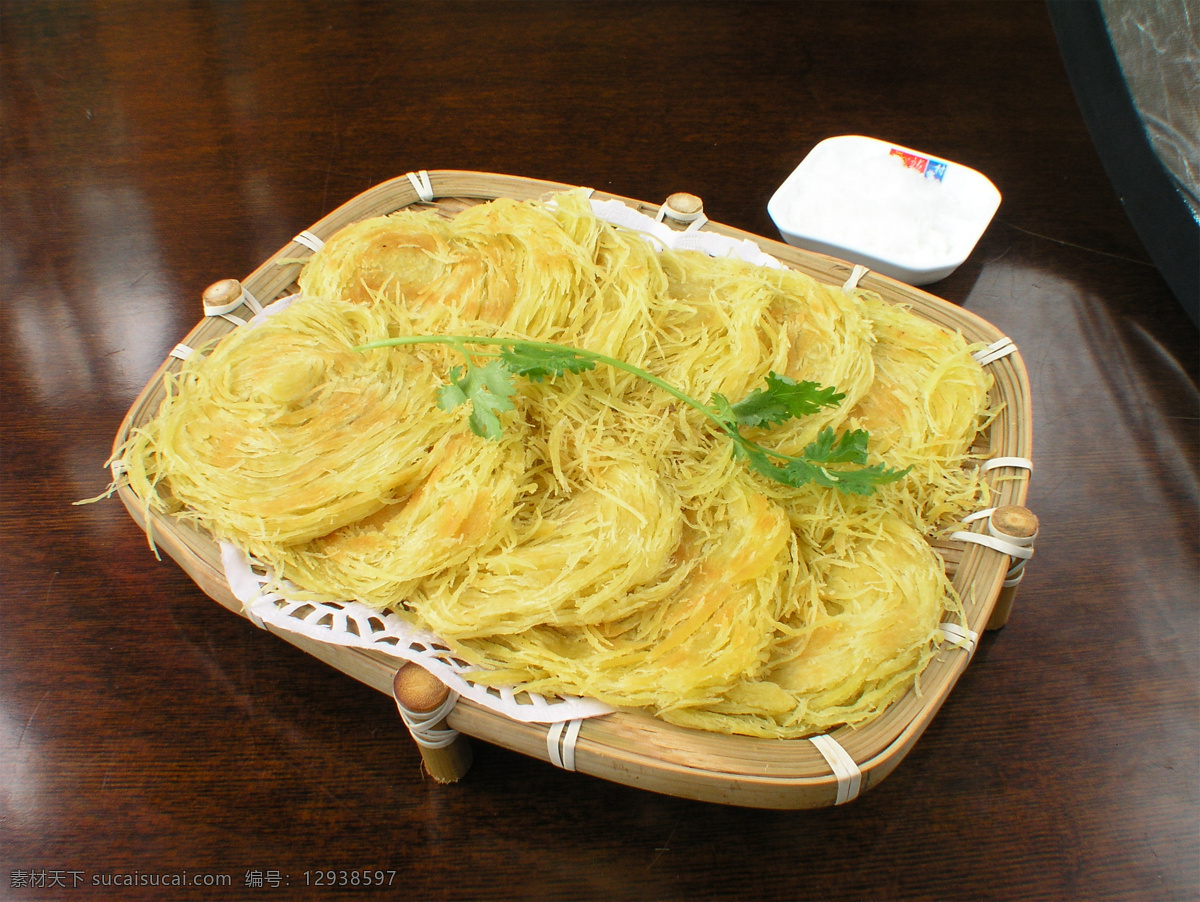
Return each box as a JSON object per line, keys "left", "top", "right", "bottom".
{"left": 802, "top": 427, "right": 870, "bottom": 466}
{"left": 437, "top": 360, "right": 515, "bottom": 441}
{"left": 725, "top": 372, "right": 844, "bottom": 430}
{"left": 741, "top": 439, "right": 909, "bottom": 494}
{"left": 436, "top": 372, "right": 469, "bottom": 411}
{"left": 708, "top": 393, "right": 739, "bottom": 433}
{"left": 811, "top": 462, "right": 909, "bottom": 495}
{"left": 736, "top": 427, "right": 908, "bottom": 494}
{"left": 500, "top": 345, "right": 596, "bottom": 382}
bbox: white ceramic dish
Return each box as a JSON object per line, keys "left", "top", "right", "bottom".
{"left": 767, "top": 135, "right": 1001, "bottom": 285}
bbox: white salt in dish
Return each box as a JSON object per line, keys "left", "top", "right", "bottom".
{"left": 767, "top": 135, "right": 1001, "bottom": 285}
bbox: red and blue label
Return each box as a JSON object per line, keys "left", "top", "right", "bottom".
{"left": 890, "top": 148, "right": 948, "bottom": 181}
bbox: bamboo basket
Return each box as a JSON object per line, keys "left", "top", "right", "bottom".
{"left": 112, "top": 171, "right": 1033, "bottom": 809}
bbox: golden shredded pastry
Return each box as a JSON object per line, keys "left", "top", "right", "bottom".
{"left": 116, "top": 190, "right": 995, "bottom": 738}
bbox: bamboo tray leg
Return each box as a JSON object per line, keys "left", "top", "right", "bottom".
{"left": 393, "top": 663, "right": 473, "bottom": 783}
{"left": 985, "top": 505, "right": 1039, "bottom": 630}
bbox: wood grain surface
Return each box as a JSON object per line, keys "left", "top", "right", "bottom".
{"left": 2, "top": 2, "right": 1196, "bottom": 900}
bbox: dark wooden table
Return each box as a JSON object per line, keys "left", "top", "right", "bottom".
{"left": 3, "top": 2, "right": 1196, "bottom": 899}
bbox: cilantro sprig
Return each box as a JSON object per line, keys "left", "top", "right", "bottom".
{"left": 356, "top": 336, "right": 907, "bottom": 495}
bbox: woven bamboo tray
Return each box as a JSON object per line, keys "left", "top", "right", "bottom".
{"left": 112, "top": 171, "right": 1033, "bottom": 809}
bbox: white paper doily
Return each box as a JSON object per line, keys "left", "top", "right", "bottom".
{"left": 221, "top": 543, "right": 613, "bottom": 725}
{"left": 589, "top": 197, "right": 785, "bottom": 269}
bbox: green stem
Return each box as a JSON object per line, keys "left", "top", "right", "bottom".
{"left": 358, "top": 334, "right": 729, "bottom": 432}
{"left": 356, "top": 334, "right": 904, "bottom": 493}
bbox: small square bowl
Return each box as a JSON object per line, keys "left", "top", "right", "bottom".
{"left": 767, "top": 135, "right": 1001, "bottom": 285}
